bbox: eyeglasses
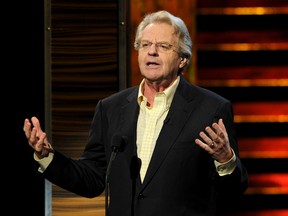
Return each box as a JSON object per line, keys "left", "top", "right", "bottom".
{"left": 137, "top": 40, "right": 178, "bottom": 53}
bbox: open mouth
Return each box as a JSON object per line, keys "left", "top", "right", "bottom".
{"left": 146, "top": 61, "right": 159, "bottom": 66}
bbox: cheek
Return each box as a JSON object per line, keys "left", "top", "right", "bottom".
{"left": 166, "top": 58, "right": 181, "bottom": 70}
{"left": 138, "top": 53, "right": 145, "bottom": 64}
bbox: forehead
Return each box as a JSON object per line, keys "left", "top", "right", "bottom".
{"left": 140, "top": 22, "right": 177, "bottom": 42}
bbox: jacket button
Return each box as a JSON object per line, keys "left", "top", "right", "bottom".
{"left": 138, "top": 193, "right": 145, "bottom": 199}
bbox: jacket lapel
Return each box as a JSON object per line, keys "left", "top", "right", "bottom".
{"left": 118, "top": 87, "right": 140, "bottom": 161}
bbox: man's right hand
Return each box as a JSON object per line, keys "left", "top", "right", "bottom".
{"left": 23, "top": 116, "right": 53, "bottom": 159}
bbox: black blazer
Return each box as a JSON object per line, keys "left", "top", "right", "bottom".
{"left": 42, "top": 76, "right": 248, "bottom": 216}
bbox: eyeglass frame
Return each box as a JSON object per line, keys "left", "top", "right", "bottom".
{"left": 136, "top": 40, "right": 179, "bottom": 53}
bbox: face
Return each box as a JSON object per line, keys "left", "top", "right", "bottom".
{"left": 137, "top": 22, "right": 186, "bottom": 86}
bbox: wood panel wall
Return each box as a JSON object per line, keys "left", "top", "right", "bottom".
{"left": 49, "top": 0, "right": 118, "bottom": 215}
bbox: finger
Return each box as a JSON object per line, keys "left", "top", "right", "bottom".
{"left": 23, "top": 118, "right": 30, "bottom": 131}
{"left": 29, "top": 127, "right": 38, "bottom": 147}
{"left": 195, "top": 138, "right": 213, "bottom": 153}
{"left": 31, "top": 116, "right": 43, "bottom": 134}
{"left": 212, "top": 120, "right": 228, "bottom": 142}
{"left": 23, "top": 119, "right": 32, "bottom": 138}
{"left": 34, "top": 132, "right": 47, "bottom": 152}
{"left": 204, "top": 126, "right": 219, "bottom": 143}
{"left": 217, "top": 119, "right": 227, "bottom": 138}
{"left": 199, "top": 131, "right": 213, "bottom": 145}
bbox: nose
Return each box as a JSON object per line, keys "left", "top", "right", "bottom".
{"left": 148, "top": 43, "right": 158, "bottom": 56}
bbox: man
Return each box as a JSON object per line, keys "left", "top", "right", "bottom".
{"left": 24, "top": 10, "right": 248, "bottom": 216}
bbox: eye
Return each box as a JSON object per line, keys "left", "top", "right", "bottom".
{"left": 140, "top": 41, "right": 150, "bottom": 48}
{"left": 158, "top": 43, "right": 172, "bottom": 51}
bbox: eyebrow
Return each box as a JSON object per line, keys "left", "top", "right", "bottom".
{"left": 140, "top": 40, "right": 173, "bottom": 44}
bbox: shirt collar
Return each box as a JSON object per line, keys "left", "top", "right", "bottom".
{"left": 137, "top": 76, "right": 180, "bottom": 107}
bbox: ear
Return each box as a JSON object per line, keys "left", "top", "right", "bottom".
{"left": 179, "top": 57, "right": 188, "bottom": 69}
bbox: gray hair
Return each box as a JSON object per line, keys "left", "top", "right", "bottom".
{"left": 134, "top": 10, "right": 192, "bottom": 73}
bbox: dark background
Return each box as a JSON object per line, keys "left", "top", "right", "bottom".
{"left": 6, "top": 1, "right": 45, "bottom": 215}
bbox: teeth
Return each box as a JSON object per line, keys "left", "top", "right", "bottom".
{"left": 147, "top": 62, "right": 156, "bottom": 65}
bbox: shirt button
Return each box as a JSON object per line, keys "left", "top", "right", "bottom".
{"left": 138, "top": 193, "right": 145, "bottom": 199}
